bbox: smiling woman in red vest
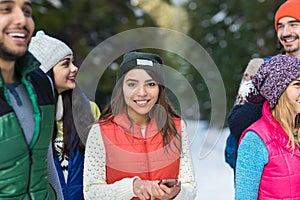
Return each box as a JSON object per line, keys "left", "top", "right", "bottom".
{"left": 84, "top": 51, "right": 196, "bottom": 200}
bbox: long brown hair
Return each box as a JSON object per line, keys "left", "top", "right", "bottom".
{"left": 100, "top": 68, "right": 181, "bottom": 150}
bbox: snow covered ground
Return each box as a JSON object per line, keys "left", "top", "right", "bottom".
{"left": 186, "top": 120, "right": 235, "bottom": 200}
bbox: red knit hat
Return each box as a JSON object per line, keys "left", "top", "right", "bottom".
{"left": 274, "top": 0, "right": 300, "bottom": 32}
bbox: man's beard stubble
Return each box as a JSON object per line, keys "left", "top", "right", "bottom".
{"left": 0, "top": 42, "right": 26, "bottom": 61}
{"left": 281, "top": 34, "right": 300, "bottom": 54}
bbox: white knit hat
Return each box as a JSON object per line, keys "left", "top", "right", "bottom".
{"left": 28, "top": 30, "right": 73, "bottom": 73}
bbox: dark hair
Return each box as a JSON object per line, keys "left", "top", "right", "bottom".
{"left": 100, "top": 68, "right": 181, "bottom": 150}
{"left": 48, "top": 69, "right": 85, "bottom": 156}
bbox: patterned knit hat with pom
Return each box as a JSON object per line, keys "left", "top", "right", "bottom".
{"left": 28, "top": 30, "right": 73, "bottom": 73}
{"left": 252, "top": 54, "right": 300, "bottom": 109}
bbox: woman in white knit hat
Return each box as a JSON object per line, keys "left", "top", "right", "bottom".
{"left": 29, "top": 30, "right": 100, "bottom": 200}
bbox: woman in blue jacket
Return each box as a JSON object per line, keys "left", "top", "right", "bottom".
{"left": 29, "top": 30, "right": 100, "bottom": 200}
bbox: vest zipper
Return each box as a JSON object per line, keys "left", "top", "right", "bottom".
{"left": 27, "top": 146, "right": 33, "bottom": 200}
{"left": 143, "top": 139, "right": 151, "bottom": 179}
{"left": 22, "top": 77, "right": 36, "bottom": 200}
{"left": 140, "top": 124, "right": 149, "bottom": 179}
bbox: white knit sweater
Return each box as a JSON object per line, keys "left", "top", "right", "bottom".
{"left": 83, "top": 120, "right": 197, "bottom": 199}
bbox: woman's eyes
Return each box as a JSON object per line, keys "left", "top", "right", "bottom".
{"left": 126, "top": 82, "right": 157, "bottom": 88}
{"left": 62, "top": 61, "right": 70, "bottom": 67}
{"left": 147, "top": 82, "right": 157, "bottom": 87}
{"left": 127, "top": 82, "right": 136, "bottom": 87}
{"left": 293, "top": 82, "right": 300, "bottom": 86}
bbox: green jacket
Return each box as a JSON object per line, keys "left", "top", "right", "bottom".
{"left": 0, "top": 52, "right": 56, "bottom": 199}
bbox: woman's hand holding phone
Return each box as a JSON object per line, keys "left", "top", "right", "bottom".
{"left": 158, "top": 179, "right": 181, "bottom": 199}
{"left": 133, "top": 178, "right": 181, "bottom": 200}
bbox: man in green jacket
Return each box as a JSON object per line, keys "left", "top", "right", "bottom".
{"left": 0, "top": 0, "right": 63, "bottom": 199}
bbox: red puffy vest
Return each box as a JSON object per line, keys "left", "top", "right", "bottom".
{"left": 100, "top": 112, "right": 181, "bottom": 191}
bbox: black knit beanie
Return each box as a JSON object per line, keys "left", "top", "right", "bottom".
{"left": 116, "top": 51, "right": 165, "bottom": 84}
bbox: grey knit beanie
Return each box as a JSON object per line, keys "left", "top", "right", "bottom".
{"left": 252, "top": 54, "right": 300, "bottom": 109}
{"left": 28, "top": 30, "right": 73, "bottom": 73}
{"left": 116, "top": 51, "right": 164, "bottom": 84}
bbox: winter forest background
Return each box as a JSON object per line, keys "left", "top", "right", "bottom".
{"left": 32, "top": 1, "right": 286, "bottom": 199}
{"left": 33, "top": 0, "right": 285, "bottom": 123}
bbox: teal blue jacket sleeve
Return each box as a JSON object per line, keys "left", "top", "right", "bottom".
{"left": 235, "top": 131, "right": 268, "bottom": 200}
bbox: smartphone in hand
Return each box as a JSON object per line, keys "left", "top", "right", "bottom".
{"left": 158, "top": 179, "right": 178, "bottom": 188}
